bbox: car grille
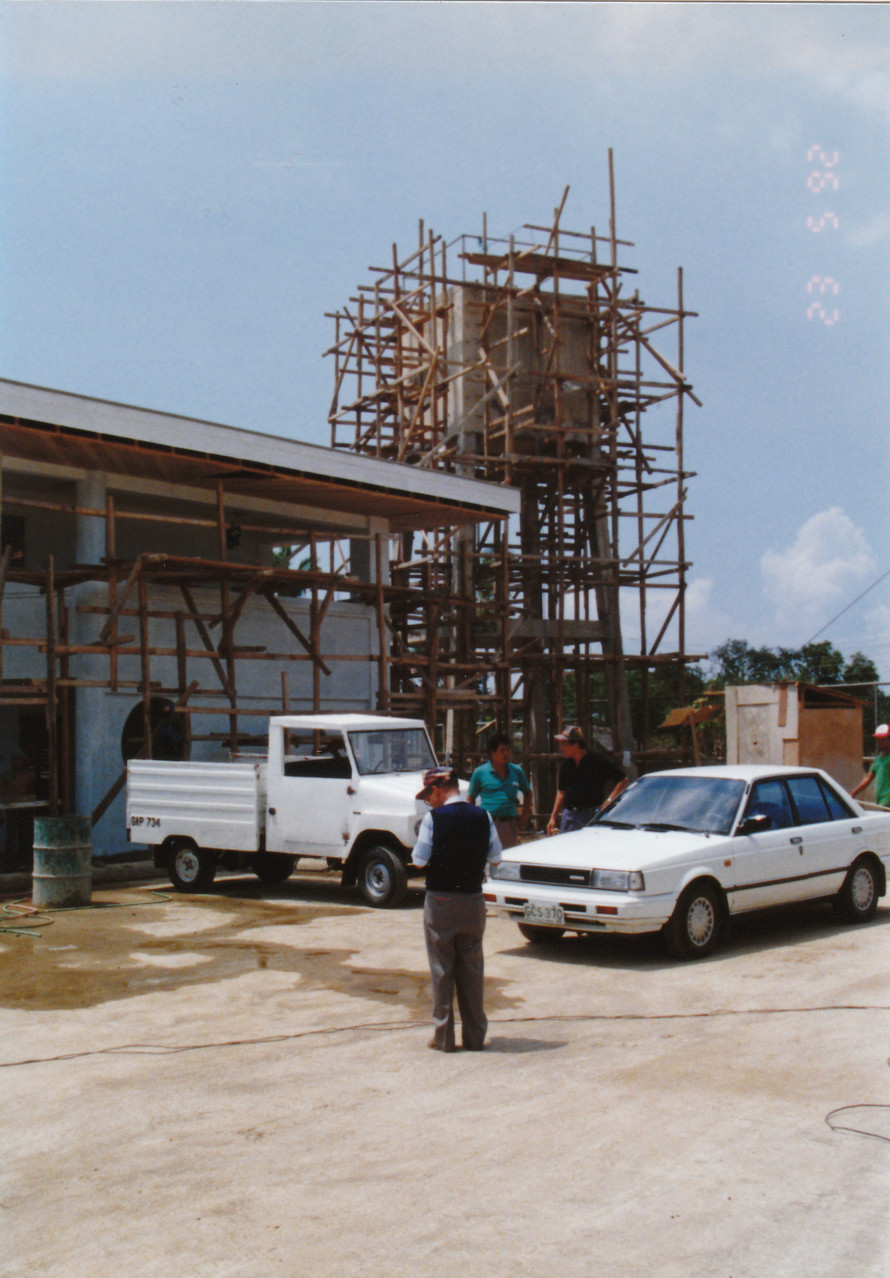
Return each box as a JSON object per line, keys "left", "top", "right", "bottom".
{"left": 519, "top": 864, "right": 592, "bottom": 888}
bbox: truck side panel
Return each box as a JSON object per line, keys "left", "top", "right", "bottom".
{"left": 127, "top": 760, "right": 264, "bottom": 853}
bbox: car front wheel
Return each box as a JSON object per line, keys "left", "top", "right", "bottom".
{"left": 665, "top": 882, "right": 722, "bottom": 960}
{"left": 168, "top": 841, "right": 216, "bottom": 893}
{"left": 834, "top": 856, "right": 880, "bottom": 923}
{"left": 357, "top": 845, "right": 408, "bottom": 908}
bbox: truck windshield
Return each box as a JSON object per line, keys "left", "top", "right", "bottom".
{"left": 348, "top": 729, "right": 436, "bottom": 776}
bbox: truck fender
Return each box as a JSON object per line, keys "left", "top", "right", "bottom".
{"left": 342, "top": 831, "right": 409, "bottom": 887}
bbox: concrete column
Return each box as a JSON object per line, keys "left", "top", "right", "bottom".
{"left": 73, "top": 474, "right": 109, "bottom": 842}
{"left": 75, "top": 473, "right": 107, "bottom": 565}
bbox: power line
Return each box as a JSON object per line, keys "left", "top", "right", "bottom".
{"left": 806, "top": 566, "right": 890, "bottom": 644}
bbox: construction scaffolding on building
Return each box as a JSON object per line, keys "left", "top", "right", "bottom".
{"left": 0, "top": 523, "right": 393, "bottom": 821}
{"left": 0, "top": 392, "right": 515, "bottom": 835}
{"left": 326, "top": 158, "right": 702, "bottom": 801}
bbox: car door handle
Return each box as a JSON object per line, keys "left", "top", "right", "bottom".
{"left": 790, "top": 836, "right": 802, "bottom": 844}
{"left": 852, "top": 826, "right": 862, "bottom": 833}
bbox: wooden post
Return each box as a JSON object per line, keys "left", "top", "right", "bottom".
{"left": 58, "top": 592, "right": 72, "bottom": 814}
{"left": 375, "top": 533, "right": 389, "bottom": 713}
{"left": 137, "top": 560, "right": 153, "bottom": 759}
{"left": 0, "top": 545, "right": 9, "bottom": 686}
{"left": 106, "top": 492, "right": 118, "bottom": 690}
{"left": 45, "top": 556, "right": 59, "bottom": 815}
{"left": 310, "top": 532, "right": 320, "bottom": 711}
{"left": 216, "top": 481, "right": 238, "bottom": 753}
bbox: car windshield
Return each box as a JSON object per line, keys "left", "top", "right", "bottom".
{"left": 347, "top": 728, "right": 436, "bottom": 776}
{"left": 594, "top": 774, "right": 747, "bottom": 835}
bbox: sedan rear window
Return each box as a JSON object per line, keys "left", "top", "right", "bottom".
{"left": 786, "top": 775, "right": 832, "bottom": 825}
{"left": 595, "top": 774, "right": 746, "bottom": 835}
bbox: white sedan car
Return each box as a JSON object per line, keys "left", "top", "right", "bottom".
{"left": 484, "top": 765, "right": 890, "bottom": 959}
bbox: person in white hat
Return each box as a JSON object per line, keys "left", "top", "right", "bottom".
{"left": 411, "top": 766, "right": 502, "bottom": 1052}
{"left": 850, "top": 725, "right": 890, "bottom": 807}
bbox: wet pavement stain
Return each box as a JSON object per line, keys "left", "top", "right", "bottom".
{"left": 0, "top": 890, "right": 523, "bottom": 1016}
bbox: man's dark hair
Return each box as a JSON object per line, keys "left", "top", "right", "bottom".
{"left": 487, "top": 731, "right": 512, "bottom": 755}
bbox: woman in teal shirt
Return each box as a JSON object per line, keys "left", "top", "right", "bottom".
{"left": 468, "top": 732, "right": 532, "bottom": 849}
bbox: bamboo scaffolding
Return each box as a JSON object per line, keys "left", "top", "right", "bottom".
{"left": 326, "top": 157, "right": 702, "bottom": 787}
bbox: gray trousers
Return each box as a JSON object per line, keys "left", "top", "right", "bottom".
{"left": 423, "top": 891, "right": 488, "bottom": 1051}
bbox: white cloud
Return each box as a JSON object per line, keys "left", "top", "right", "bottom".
{"left": 617, "top": 576, "right": 729, "bottom": 662}
{"left": 761, "top": 508, "right": 876, "bottom": 637}
{"left": 4, "top": 0, "right": 889, "bottom": 123}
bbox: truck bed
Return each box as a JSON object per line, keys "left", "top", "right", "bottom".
{"left": 127, "top": 759, "right": 266, "bottom": 852}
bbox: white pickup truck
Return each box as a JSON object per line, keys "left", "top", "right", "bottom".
{"left": 126, "top": 713, "right": 440, "bottom": 907}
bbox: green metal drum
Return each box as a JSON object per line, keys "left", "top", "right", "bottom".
{"left": 32, "top": 816, "right": 92, "bottom": 908}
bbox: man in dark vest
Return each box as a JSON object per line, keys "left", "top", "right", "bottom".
{"left": 411, "top": 766, "right": 502, "bottom": 1052}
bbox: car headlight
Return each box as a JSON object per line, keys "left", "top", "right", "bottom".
{"left": 490, "top": 861, "right": 522, "bottom": 881}
{"left": 591, "top": 869, "right": 645, "bottom": 892}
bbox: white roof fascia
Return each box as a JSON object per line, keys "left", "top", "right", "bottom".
{"left": 0, "top": 378, "right": 520, "bottom": 517}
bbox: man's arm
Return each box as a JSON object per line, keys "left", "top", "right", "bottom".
{"left": 486, "top": 812, "right": 502, "bottom": 868}
{"left": 547, "top": 790, "right": 565, "bottom": 836}
{"left": 850, "top": 769, "right": 876, "bottom": 799}
{"left": 410, "top": 811, "right": 434, "bottom": 868}
{"left": 603, "top": 777, "right": 629, "bottom": 807}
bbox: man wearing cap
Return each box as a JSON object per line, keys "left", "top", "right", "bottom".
{"left": 411, "top": 767, "right": 502, "bottom": 1052}
{"left": 547, "top": 726, "right": 628, "bottom": 835}
{"left": 851, "top": 725, "right": 890, "bottom": 808}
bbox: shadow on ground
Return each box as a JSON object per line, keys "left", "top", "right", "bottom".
{"left": 496, "top": 903, "right": 890, "bottom": 971}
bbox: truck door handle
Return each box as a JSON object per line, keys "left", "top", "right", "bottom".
{"left": 790, "top": 836, "right": 802, "bottom": 845}
{"left": 268, "top": 807, "right": 276, "bottom": 816}
{"left": 347, "top": 787, "right": 356, "bottom": 796}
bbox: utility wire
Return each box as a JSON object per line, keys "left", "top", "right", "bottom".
{"left": 806, "top": 566, "right": 890, "bottom": 644}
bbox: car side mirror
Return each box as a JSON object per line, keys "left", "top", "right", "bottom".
{"left": 737, "top": 813, "right": 771, "bottom": 836}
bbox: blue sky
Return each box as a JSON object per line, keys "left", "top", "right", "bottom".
{"left": 1, "top": 2, "right": 889, "bottom": 674}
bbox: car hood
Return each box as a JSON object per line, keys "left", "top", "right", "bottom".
{"left": 508, "top": 825, "right": 725, "bottom": 871}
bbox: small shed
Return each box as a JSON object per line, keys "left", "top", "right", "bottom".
{"left": 724, "top": 682, "right": 865, "bottom": 792}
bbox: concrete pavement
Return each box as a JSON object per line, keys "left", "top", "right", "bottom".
{"left": 1, "top": 866, "right": 888, "bottom": 1277}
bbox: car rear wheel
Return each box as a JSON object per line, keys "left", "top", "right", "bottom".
{"left": 833, "top": 856, "right": 880, "bottom": 923}
{"left": 665, "top": 882, "right": 722, "bottom": 960}
{"left": 357, "top": 845, "right": 408, "bottom": 908}
{"left": 168, "top": 841, "right": 216, "bottom": 893}
{"left": 518, "top": 923, "right": 566, "bottom": 944}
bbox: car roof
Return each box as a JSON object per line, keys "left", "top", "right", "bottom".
{"left": 642, "top": 764, "right": 832, "bottom": 783}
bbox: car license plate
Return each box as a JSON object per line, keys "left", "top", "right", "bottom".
{"left": 523, "top": 902, "right": 565, "bottom": 926}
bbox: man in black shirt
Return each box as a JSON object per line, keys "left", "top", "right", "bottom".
{"left": 411, "top": 767, "right": 502, "bottom": 1052}
{"left": 547, "top": 726, "right": 628, "bottom": 835}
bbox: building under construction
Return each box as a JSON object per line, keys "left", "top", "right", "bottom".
{"left": 0, "top": 379, "right": 515, "bottom": 857}
{"left": 327, "top": 162, "right": 702, "bottom": 797}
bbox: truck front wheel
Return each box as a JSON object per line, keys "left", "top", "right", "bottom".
{"left": 168, "top": 841, "right": 217, "bottom": 893}
{"left": 357, "top": 845, "right": 408, "bottom": 908}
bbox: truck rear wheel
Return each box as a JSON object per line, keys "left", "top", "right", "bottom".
{"left": 357, "top": 845, "right": 408, "bottom": 908}
{"left": 168, "top": 841, "right": 217, "bottom": 893}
